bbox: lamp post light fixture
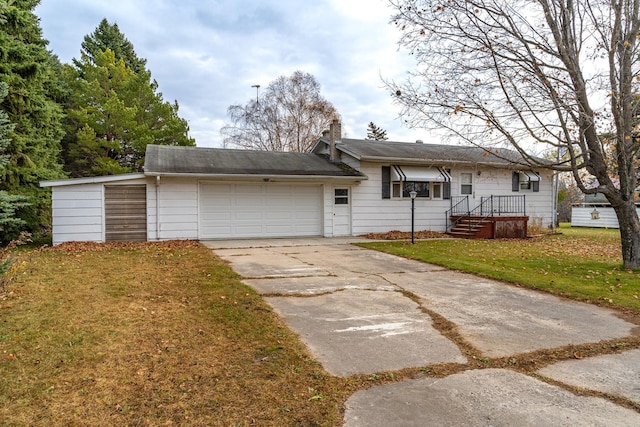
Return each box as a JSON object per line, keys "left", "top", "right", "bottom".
{"left": 409, "top": 190, "right": 418, "bottom": 244}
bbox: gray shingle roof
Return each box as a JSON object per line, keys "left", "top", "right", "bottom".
{"left": 144, "top": 145, "right": 366, "bottom": 178}
{"left": 332, "top": 138, "right": 541, "bottom": 168}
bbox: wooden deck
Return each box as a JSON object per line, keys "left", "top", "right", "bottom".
{"left": 448, "top": 215, "right": 528, "bottom": 239}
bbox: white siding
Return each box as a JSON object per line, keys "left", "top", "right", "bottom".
{"left": 571, "top": 205, "right": 628, "bottom": 228}
{"left": 323, "top": 184, "right": 334, "bottom": 236}
{"left": 51, "top": 184, "right": 103, "bottom": 245}
{"left": 349, "top": 162, "right": 555, "bottom": 235}
{"left": 50, "top": 177, "right": 150, "bottom": 245}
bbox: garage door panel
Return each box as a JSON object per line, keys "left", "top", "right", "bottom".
{"left": 207, "top": 212, "right": 232, "bottom": 221}
{"left": 264, "top": 212, "right": 295, "bottom": 224}
{"left": 235, "top": 185, "right": 259, "bottom": 193}
{"left": 199, "top": 183, "right": 322, "bottom": 239}
{"left": 202, "top": 226, "right": 233, "bottom": 236}
{"left": 295, "top": 211, "right": 318, "bottom": 220}
{"left": 236, "top": 211, "right": 262, "bottom": 221}
{"left": 235, "top": 225, "right": 264, "bottom": 235}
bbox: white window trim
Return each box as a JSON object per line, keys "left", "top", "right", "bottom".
{"left": 460, "top": 172, "right": 473, "bottom": 195}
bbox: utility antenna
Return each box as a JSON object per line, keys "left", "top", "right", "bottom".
{"left": 251, "top": 84, "right": 260, "bottom": 104}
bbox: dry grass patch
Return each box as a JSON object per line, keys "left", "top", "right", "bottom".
{"left": 0, "top": 241, "right": 358, "bottom": 426}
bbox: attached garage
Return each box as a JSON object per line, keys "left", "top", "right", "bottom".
{"left": 41, "top": 144, "right": 365, "bottom": 244}
{"left": 199, "top": 182, "right": 322, "bottom": 239}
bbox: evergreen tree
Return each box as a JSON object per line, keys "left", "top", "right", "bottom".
{"left": 0, "top": 0, "right": 65, "bottom": 236}
{"left": 0, "top": 82, "right": 29, "bottom": 243}
{"left": 74, "top": 18, "right": 146, "bottom": 73}
{"left": 63, "top": 49, "right": 194, "bottom": 176}
{"left": 366, "top": 122, "right": 388, "bottom": 141}
{"left": 0, "top": 83, "right": 12, "bottom": 170}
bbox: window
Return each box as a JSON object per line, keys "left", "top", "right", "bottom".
{"left": 403, "top": 182, "right": 429, "bottom": 198}
{"left": 432, "top": 182, "right": 442, "bottom": 199}
{"left": 392, "top": 182, "right": 401, "bottom": 198}
{"left": 334, "top": 188, "right": 349, "bottom": 205}
{"left": 461, "top": 173, "right": 473, "bottom": 195}
{"left": 513, "top": 171, "right": 541, "bottom": 192}
{"left": 386, "top": 165, "right": 451, "bottom": 200}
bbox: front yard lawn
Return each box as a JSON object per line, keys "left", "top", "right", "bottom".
{"left": 3, "top": 225, "right": 638, "bottom": 425}
{"left": 0, "top": 241, "right": 356, "bottom": 426}
{"left": 360, "top": 224, "right": 640, "bottom": 312}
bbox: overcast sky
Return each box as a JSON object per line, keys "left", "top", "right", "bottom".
{"left": 34, "top": 0, "right": 432, "bottom": 148}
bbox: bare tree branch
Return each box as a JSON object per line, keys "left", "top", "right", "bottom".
{"left": 221, "top": 71, "right": 339, "bottom": 152}
{"left": 386, "top": 0, "right": 640, "bottom": 266}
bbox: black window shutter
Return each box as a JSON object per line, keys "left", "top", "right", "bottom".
{"left": 443, "top": 182, "right": 451, "bottom": 200}
{"left": 512, "top": 172, "right": 520, "bottom": 192}
{"left": 382, "top": 166, "right": 391, "bottom": 199}
{"left": 533, "top": 179, "right": 540, "bottom": 192}
{"left": 443, "top": 168, "right": 451, "bottom": 199}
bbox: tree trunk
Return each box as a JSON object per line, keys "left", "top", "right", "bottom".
{"left": 613, "top": 200, "right": 640, "bottom": 269}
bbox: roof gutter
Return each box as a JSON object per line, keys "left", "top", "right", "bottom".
{"left": 143, "top": 172, "right": 368, "bottom": 181}
{"left": 351, "top": 155, "right": 540, "bottom": 170}
{"left": 40, "top": 173, "right": 146, "bottom": 187}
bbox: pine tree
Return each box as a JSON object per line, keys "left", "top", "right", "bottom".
{"left": 0, "top": 83, "right": 12, "bottom": 171}
{"left": 366, "top": 122, "right": 388, "bottom": 141}
{"left": 63, "top": 47, "right": 194, "bottom": 176}
{"left": 0, "top": 82, "right": 29, "bottom": 243}
{"left": 74, "top": 18, "right": 146, "bottom": 73}
{"left": 0, "top": 0, "right": 65, "bottom": 236}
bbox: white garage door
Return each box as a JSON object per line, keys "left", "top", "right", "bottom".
{"left": 199, "top": 182, "right": 323, "bottom": 239}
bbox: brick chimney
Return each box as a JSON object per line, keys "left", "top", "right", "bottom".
{"left": 329, "top": 119, "right": 341, "bottom": 162}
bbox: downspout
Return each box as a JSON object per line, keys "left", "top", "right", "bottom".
{"left": 155, "top": 175, "right": 160, "bottom": 241}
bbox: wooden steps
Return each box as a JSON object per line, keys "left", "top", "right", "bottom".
{"left": 448, "top": 218, "right": 493, "bottom": 239}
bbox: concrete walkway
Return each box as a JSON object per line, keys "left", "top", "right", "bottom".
{"left": 205, "top": 238, "right": 640, "bottom": 426}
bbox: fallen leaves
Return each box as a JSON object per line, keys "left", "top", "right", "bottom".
{"left": 362, "top": 230, "right": 450, "bottom": 240}
{"left": 47, "top": 240, "right": 200, "bottom": 253}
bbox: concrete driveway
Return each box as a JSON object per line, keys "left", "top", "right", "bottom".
{"left": 205, "top": 238, "right": 640, "bottom": 426}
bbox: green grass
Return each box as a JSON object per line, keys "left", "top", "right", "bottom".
{"left": 360, "top": 224, "right": 640, "bottom": 311}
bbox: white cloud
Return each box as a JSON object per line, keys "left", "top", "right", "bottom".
{"left": 36, "top": 0, "right": 428, "bottom": 147}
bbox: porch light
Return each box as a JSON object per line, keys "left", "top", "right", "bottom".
{"left": 410, "top": 190, "right": 417, "bottom": 244}
{"left": 591, "top": 207, "right": 600, "bottom": 220}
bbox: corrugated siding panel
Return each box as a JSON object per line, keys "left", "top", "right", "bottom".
{"left": 105, "top": 185, "right": 147, "bottom": 242}
{"left": 571, "top": 206, "right": 624, "bottom": 228}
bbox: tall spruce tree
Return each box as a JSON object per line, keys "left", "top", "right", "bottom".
{"left": 366, "top": 122, "right": 388, "bottom": 141}
{"left": 62, "top": 21, "right": 194, "bottom": 177}
{"left": 0, "top": 82, "right": 29, "bottom": 243}
{"left": 74, "top": 18, "right": 146, "bottom": 73}
{"left": 0, "top": 0, "right": 65, "bottom": 236}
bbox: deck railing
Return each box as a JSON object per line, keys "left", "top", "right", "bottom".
{"left": 446, "top": 195, "right": 526, "bottom": 232}
{"left": 476, "top": 195, "right": 526, "bottom": 216}
{"left": 445, "top": 196, "right": 470, "bottom": 232}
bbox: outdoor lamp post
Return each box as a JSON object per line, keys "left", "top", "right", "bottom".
{"left": 410, "top": 190, "right": 417, "bottom": 244}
